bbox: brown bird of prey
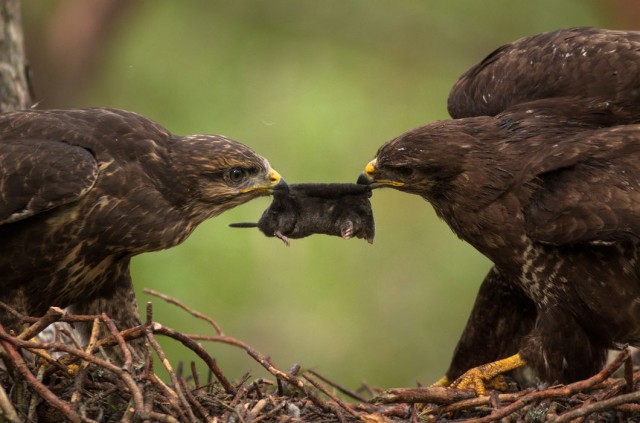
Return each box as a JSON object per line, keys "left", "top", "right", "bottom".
{"left": 358, "top": 27, "right": 640, "bottom": 394}
{"left": 0, "top": 108, "right": 282, "bottom": 359}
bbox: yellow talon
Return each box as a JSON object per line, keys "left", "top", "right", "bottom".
{"left": 431, "top": 375, "right": 450, "bottom": 387}
{"left": 452, "top": 353, "right": 526, "bottom": 396}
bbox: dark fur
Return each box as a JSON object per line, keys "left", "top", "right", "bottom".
{"left": 231, "top": 183, "right": 374, "bottom": 245}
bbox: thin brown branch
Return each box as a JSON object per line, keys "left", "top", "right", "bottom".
{"left": 0, "top": 382, "right": 21, "bottom": 423}
{"left": 70, "top": 318, "right": 100, "bottom": 408}
{"left": 246, "top": 347, "right": 334, "bottom": 413}
{"left": 456, "top": 348, "right": 632, "bottom": 423}
{"left": 0, "top": 324, "right": 86, "bottom": 423}
{"left": 101, "top": 313, "right": 132, "bottom": 372}
{"left": 185, "top": 333, "right": 252, "bottom": 350}
{"left": 374, "top": 386, "right": 476, "bottom": 404}
{"left": 17, "top": 306, "right": 65, "bottom": 340}
{"left": 303, "top": 373, "right": 360, "bottom": 418}
{"left": 145, "top": 324, "right": 198, "bottom": 423}
{"left": 1, "top": 289, "right": 635, "bottom": 422}
{"left": 307, "top": 369, "right": 368, "bottom": 402}
{"left": 151, "top": 323, "right": 235, "bottom": 394}
{"left": 179, "top": 378, "right": 210, "bottom": 421}
{"left": 144, "top": 288, "right": 225, "bottom": 335}
{"left": 552, "top": 390, "right": 640, "bottom": 422}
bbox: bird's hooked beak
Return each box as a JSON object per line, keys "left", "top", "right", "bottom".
{"left": 357, "top": 159, "right": 405, "bottom": 187}
{"left": 240, "top": 168, "right": 286, "bottom": 194}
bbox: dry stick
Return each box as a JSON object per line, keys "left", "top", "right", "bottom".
{"left": 0, "top": 327, "right": 150, "bottom": 422}
{"left": 147, "top": 411, "right": 182, "bottom": 423}
{"left": 0, "top": 300, "right": 27, "bottom": 321}
{"left": 184, "top": 334, "right": 255, "bottom": 351}
{"left": 151, "top": 323, "right": 235, "bottom": 394}
{"left": 436, "top": 365, "right": 640, "bottom": 419}
{"left": 302, "top": 373, "right": 360, "bottom": 418}
{"left": 147, "top": 373, "right": 188, "bottom": 422}
{"left": 102, "top": 313, "right": 133, "bottom": 373}
{"left": 374, "top": 386, "right": 476, "bottom": 404}
{"left": 552, "top": 390, "right": 640, "bottom": 423}
{"left": 247, "top": 379, "right": 264, "bottom": 400}
{"left": 145, "top": 328, "right": 198, "bottom": 423}
{"left": 246, "top": 347, "right": 336, "bottom": 414}
{"left": 27, "top": 366, "right": 46, "bottom": 422}
{"left": 144, "top": 288, "right": 225, "bottom": 336}
{"left": 55, "top": 325, "right": 84, "bottom": 350}
{"left": 71, "top": 317, "right": 101, "bottom": 409}
{"left": 179, "top": 377, "right": 211, "bottom": 421}
{"left": 0, "top": 324, "right": 86, "bottom": 423}
{"left": 144, "top": 302, "right": 195, "bottom": 423}
{"left": 245, "top": 398, "right": 268, "bottom": 421}
{"left": 17, "top": 306, "right": 65, "bottom": 340}
{"left": 624, "top": 352, "right": 635, "bottom": 393}
{"left": 222, "top": 385, "right": 247, "bottom": 421}
{"left": 307, "top": 369, "right": 368, "bottom": 402}
{"left": 0, "top": 381, "right": 21, "bottom": 423}
{"left": 72, "top": 320, "right": 236, "bottom": 366}
{"left": 616, "top": 403, "right": 640, "bottom": 413}
{"left": 190, "top": 361, "right": 201, "bottom": 390}
{"left": 352, "top": 402, "right": 412, "bottom": 419}
{"left": 456, "top": 348, "right": 632, "bottom": 423}
{"left": 437, "top": 391, "right": 533, "bottom": 415}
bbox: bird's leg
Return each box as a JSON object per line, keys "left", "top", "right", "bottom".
{"left": 442, "top": 267, "right": 536, "bottom": 388}
{"left": 451, "top": 353, "right": 526, "bottom": 395}
{"left": 68, "top": 267, "right": 148, "bottom": 368}
{"left": 519, "top": 307, "right": 608, "bottom": 384}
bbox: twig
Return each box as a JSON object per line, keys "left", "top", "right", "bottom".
{"left": 552, "top": 390, "right": 640, "bottom": 422}
{"left": 28, "top": 365, "right": 46, "bottom": 422}
{"left": 303, "top": 373, "right": 360, "bottom": 418}
{"left": 373, "top": 386, "right": 476, "bottom": 404}
{"left": 151, "top": 323, "right": 235, "bottom": 394}
{"left": 190, "top": 361, "right": 201, "bottom": 390}
{"left": 145, "top": 323, "right": 198, "bottom": 423}
{"left": 456, "top": 348, "right": 632, "bottom": 423}
{"left": 0, "top": 323, "right": 86, "bottom": 423}
{"left": 307, "top": 369, "right": 368, "bottom": 402}
{"left": 101, "top": 313, "right": 133, "bottom": 372}
{"left": 148, "top": 372, "right": 188, "bottom": 422}
{"left": 625, "top": 351, "right": 635, "bottom": 393}
{"left": 0, "top": 381, "right": 20, "bottom": 423}
{"left": 183, "top": 334, "right": 255, "bottom": 351}
{"left": 71, "top": 317, "right": 101, "bottom": 408}
{"left": 179, "top": 378, "right": 211, "bottom": 421}
{"left": 17, "top": 306, "right": 65, "bottom": 340}
{"left": 144, "top": 288, "right": 225, "bottom": 335}
{"left": 246, "top": 347, "right": 335, "bottom": 413}
{"left": 436, "top": 390, "right": 533, "bottom": 414}
{"left": 0, "top": 324, "right": 151, "bottom": 421}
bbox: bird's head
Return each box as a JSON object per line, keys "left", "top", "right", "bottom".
{"left": 172, "top": 135, "right": 285, "bottom": 221}
{"left": 357, "top": 123, "right": 473, "bottom": 200}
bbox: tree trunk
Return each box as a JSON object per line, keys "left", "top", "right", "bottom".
{"left": 0, "top": 0, "right": 31, "bottom": 112}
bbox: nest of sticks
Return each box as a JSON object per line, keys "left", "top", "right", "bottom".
{"left": 0, "top": 290, "right": 638, "bottom": 422}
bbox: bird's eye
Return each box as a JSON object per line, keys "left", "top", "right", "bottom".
{"left": 226, "top": 167, "right": 247, "bottom": 184}
{"left": 396, "top": 167, "right": 413, "bottom": 177}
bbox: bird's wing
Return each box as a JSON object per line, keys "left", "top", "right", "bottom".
{"left": 448, "top": 27, "right": 640, "bottom": 118}
{"left": 523, "top": 129, "right": 640, "bottom": 245}
{"left": 0, "top": 139, "right": 98, "bottom": 224}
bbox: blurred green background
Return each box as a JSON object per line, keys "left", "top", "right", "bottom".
{"left": 20, "top": 0, "right": 637, "bottom": 389}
